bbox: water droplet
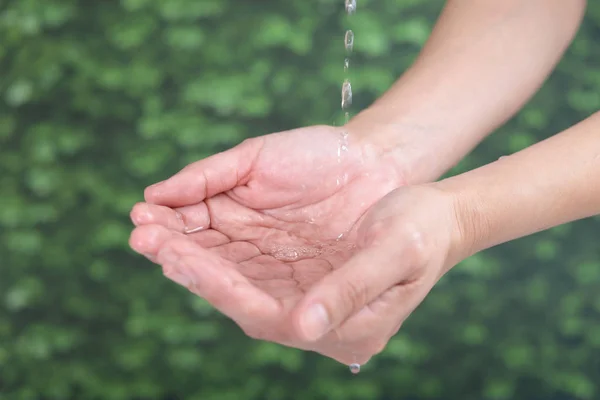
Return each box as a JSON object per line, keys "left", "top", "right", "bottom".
{"left": 344, "top": 58, "right": 350, "bottom": 72}
{"left": 345, "top": 0, "right": 356, "bottom": 15}
{"left": 272, "top": 248, "right": 299, "bottom": 262}
{"left": 337, "top": 130, "right": 349, "bottom": 162}
{"left": 340, "top": 131, "right": 349, "bottom": 152}
{"left": 349, "top": 363, "right": 361, "bottom": 374}
{"left": 341, "top": 80, "right": 352, "bottom": 110}
{"left": 344, "top": 30, "right": 354, "bottom": 53}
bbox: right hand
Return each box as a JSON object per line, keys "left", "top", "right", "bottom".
{"left": 285, "top": 184, "right": 470, "bottom": 364}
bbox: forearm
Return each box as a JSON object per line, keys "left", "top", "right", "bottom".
{"left": 351, "top": 0, "right": 586, "bottom": 184}
{"left": 439, "top": 111, "right": 600, "bottom": 258}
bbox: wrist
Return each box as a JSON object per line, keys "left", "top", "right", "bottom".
{"left": 345, "top": 94, "right": 488, "bottom": 186}
{"left": 430, "top": 178, "right": 491, "bottom": 263}
{"left": 346, "top": 106, "right": 447, "bottom": 186}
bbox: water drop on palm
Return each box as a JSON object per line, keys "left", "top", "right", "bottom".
{"left": 349, "top": 363, "right": 361, "bottom": 374}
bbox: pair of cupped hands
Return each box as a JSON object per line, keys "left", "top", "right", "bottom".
{"left": 129, "top": 125, "right": 469, "bottom": 366}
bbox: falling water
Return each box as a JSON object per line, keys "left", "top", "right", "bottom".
{"left": 341, "top": 0, "right": 361, "bottom": 375}
{"left": 341, "top": 29, "right": 354, "bottom": 123}
{"left": 335, "top": 1, "right": 354, "bottom": 188}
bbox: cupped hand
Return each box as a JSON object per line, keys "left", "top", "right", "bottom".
{"left": 128, "top": 125, "right": 428, "bottom": 364}
{"left": 285, "top": 184, "right": 467, "bottom": 365}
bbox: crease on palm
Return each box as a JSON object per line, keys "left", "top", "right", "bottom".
{"left": 181, "top": 186, "right": 365, "bottom": 306}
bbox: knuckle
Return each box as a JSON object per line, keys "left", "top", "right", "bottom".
{"left": 161, "top": 238, "right": 185, "bottom": 255}
{"left": 360, "top": 220, "right": 389, "bottom": 247}
{"left": 239, "top": 297, "right": 264, "bottom": 321}
{"left": 327, "top": 326, "right": 349, "bottom": 344}
{"left": 399, "top": 224, "right": 430, "bottom": 271}
{"left": 340, "top": 279, "right": 369, "bottom": 314}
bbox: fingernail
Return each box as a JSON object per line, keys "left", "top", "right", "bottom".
{"left": 164, "top": 266, "right": 194, "bottom": 288}
{"left": 300, "top": 303, "right": 330, "bottom": 341}
{"left": 184, "top": 226, "right": 205, "bottom": 234}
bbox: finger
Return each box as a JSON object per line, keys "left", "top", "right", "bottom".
{"left": 129, "top": 224, "right": 183, "bottom": 257}
{"left": 144, "top": 139, "right": 261, "bottom": 207}
{"left": 291, "top": 232, "right": 427, "bottom": 342}
{"left": 129, "top": 224, "right": 229, "bottom": 260}
{"left": 156, "top": 237, "right": 282, "bottom": 327}
{"left": 330, "top": 280, "right": 435, "bottom": 362}
{"left": 327, "top": 284, "right": 421, "bottom": 353}
{"left": 298, "top": 288, "right": 418, "bottom": 367}
{"left": 130, "top": 202, "right": 210, "bottom": 234}
{"left": 339, "top": 284, "right": 412, "bottom": 340}
{"left": 188, "top": 229, "right": 230, "bottom": 248}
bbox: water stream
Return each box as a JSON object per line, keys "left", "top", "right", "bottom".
{"left": 341, "top": 0, "right": 361, "bottom": 376}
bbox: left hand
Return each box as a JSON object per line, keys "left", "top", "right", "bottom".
{"left": 132, "top": 179, "right": 467, "bottom": 366}
{"left": 129, "top": 124, "right": 411, "bottom": 365}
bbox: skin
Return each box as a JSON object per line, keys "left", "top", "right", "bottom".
{"left": 129, "top": 0, "right": 587, "bottom": 365}
{"left": 130, "top": 126, "right": 408, "bottom": 363}
{"left": 294, "top": 108, "right": 600, "bottom": 364}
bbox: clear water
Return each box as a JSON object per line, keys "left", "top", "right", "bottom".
{"left": 341, "top": 80, "right": 352, "bottom": 112}
{"left": 345, "top": 0, "right": 356, "bottom": 15}
{"left": 341, "top": 0, "right": 361, "bottom": 375}
{"left": 344, "top": 30, "right": 354, "bottom": 53}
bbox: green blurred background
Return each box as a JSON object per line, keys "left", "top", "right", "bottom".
{"left": 2, "top": 0, "right": 600, "bottom": 399}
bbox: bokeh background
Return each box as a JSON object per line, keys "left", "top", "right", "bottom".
{"left": 2, "top": 0, "right": 600, "bottom": 399}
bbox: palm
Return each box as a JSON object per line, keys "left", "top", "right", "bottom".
{"left": 154, "top": 125, "right": 405, "bottom": 310}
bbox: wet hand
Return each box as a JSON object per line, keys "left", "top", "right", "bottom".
{"left": 128, "top": 125, "right": 414, "bottom": 364}
{"left": 287, "top": 185, "right": 467, "bottom": 365}
{"left": 131, "top": 183, "right": 466, "bottom": 365}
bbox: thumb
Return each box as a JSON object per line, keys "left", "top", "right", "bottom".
{"left": 144, "top": 138, "right": 262, "bottom": 208}
{"left": 293, "top": 234, "right": 424, "bottom": 342}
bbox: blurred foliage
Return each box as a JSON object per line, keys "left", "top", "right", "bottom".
{"left": 1, "top": 0, "right": 600, "bottom": 399}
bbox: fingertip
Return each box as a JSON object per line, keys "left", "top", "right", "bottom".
{"left": 292, "top": 300, "right": 331, "bottom": 342}
{"left": 144, "top": 176, "right": 203, "bottom": 207}
{"left": 130, "top": 202, "right": 151, "bottom": 225}
{"left": 144, "top": 182, "right": 163, "bottom": 204}
{"left": 129, "top": 226, "right": 150, "bottom": 253}
{"left": 129, "top": 224, "right": 175, "bottom": 255}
